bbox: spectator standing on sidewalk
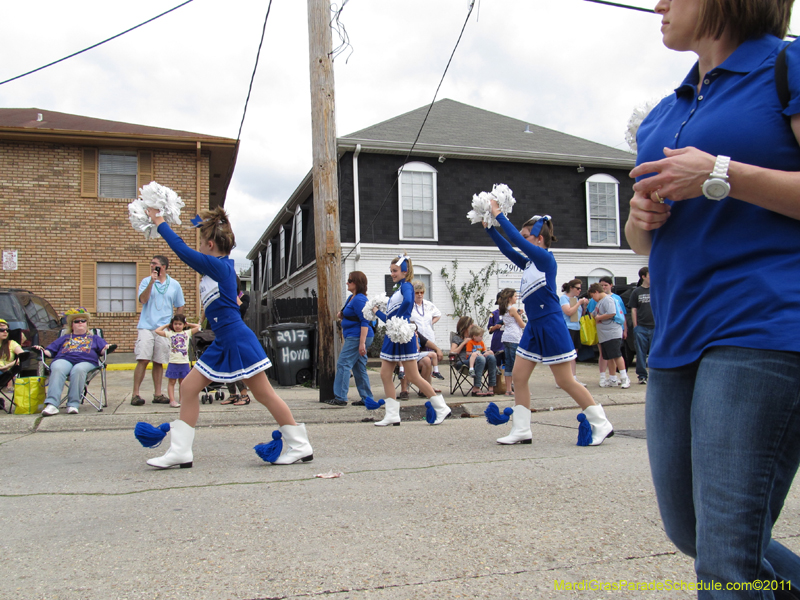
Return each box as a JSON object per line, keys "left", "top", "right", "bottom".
{"left": 589, "top": 283, "right": 630, "bottom": 389}
{"left": 628, "top": 267, "right": 654, "bottom": 384}
{"left": 132, "top": 255, "right": 185, "bottom": 406}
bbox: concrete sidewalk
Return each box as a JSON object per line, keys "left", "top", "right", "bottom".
{"left": 0, "top": 362, "right": 646, "bottom": 435}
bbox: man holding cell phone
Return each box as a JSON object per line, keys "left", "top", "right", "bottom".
{"left": 131, "top": 255, "right": 185, "bottom": 406}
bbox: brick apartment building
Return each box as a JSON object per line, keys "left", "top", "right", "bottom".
{"left": 0, "top": 108, "right": 238, "bottom": 351}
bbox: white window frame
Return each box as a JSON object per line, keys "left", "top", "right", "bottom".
{"left": 98, "top": 150, "right": 138, "bottom": 199}
{"left": 585, "top": 173, "right": 621, "bottom": 247}
{"left": 266, "top": 242, "right": 273, "bottom": 290}
{"left": 279, "top": 227, "right": 286, "bottom": 279}
{"left": 97, "top": 262, "right": 138, "bottom": 313}
{"left": 398, "top": 161, "right": 438, "bottom": 242}
{"left": 294, "top": 206, "right": 303, "bottom": 267}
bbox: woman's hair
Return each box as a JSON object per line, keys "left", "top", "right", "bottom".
{"left": 561, "top": 278, "right": 583, "bottom": 294}
{"left": 413, "top": 279, "right": 426, "bottom": 294}
{"left": 456, "top": 315, "right": 474, "bottom": 337}
{"left": 588, "top": 283, "right": 604, "bottom": 295}
{"left": 696, "top": 0, "right": 793, "bottom": 45}
{"left": 348, "top": 271, "right": 368, "bottom": 295}
{"left": 198, "top": 207, "right": 236, "bottom": 255}
{"left": 391, "top": 254, "right": 414, "bottom": 282}
{"left": 169, "top": 314, "right": 187, "bottom": 331}
{"left": 0, "top": 319, "right": 9, "bottom": 362}
{"left": 521, "top": 217, "right": 557, "bottom": 248}
{"left": 497, "top": 288, "right": 517, "bottom": 315}
{"left": 469, "top": 324, "right": 484, "bottom": 338}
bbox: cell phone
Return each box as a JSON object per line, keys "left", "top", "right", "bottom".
{"left": 155, "top": 266, "right": 161, "bottom": 275}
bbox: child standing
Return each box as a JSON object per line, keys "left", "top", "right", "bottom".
{"left": 465, "top": 325, "right": 492, "bottom": 376}
{"left": 588, "top": 283, "right": 631, "bottom": 388}
{"left": 155, "top": 315, "right": 201, "bottom": 408}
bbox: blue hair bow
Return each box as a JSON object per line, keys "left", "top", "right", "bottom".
{"left": 190, "top": 214, "right": 203, "bottom": 227}
{"left": 529, "top": 215, "right": 552, "bottom": 237}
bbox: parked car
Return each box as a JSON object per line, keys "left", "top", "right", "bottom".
{"left": 0, "top": 288, "right": 62, "bottom": 375}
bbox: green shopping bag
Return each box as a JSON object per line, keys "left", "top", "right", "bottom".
{"left": 14, "top": 376, "right": 46, "bottom": 414}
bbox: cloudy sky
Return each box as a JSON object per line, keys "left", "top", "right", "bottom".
{"left": 3, "top": 1, "right": 798, "bottom": 269}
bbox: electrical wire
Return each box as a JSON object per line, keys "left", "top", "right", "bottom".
{"left": 0, "top": 0, "right": 195, "bottom": 87}
{"left": 330, "top": 0, "right": 354, "bottom": 63}
{"left": 341, "top": 0, "right": 477, "bottom": 263}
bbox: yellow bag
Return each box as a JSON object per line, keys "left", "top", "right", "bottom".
{"left": 14, "top": 376, "right": 47, "bottom": 415}
{"left": 579, "top": 315, "right": 598, "bottom": 347}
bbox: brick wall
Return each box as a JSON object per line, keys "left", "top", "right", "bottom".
{"left": 0, "top": 140, "right": 211, "bottom": 351}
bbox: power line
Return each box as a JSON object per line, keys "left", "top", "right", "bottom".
{"left": 0, "top": 0, "right": 195, "bottom": 87}
{"left": 583, "top": 0, "right": 797, "bottom": 38}
{"left": 342, "top": 0, "right": 477, "bottom": 262}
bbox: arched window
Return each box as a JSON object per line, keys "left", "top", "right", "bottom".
{"left": 413, "top": 265, "right": 432, "bottom": 301}
{"left": 398, "top": 161, "right": 438, "bottom": 241}
{"left": 585, "top": 174, "right": 620, "bottom": 247}
{"left": 294, "top": 206, "right": 303, "bottom": 267}
{"left": 279, "top": 226, "right": 286, "bottom": 279}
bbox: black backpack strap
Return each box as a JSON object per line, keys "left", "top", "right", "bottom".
{"left": 776, "top": 43, "right": 791, "bottom": 111}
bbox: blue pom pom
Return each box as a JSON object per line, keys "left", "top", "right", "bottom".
{"left": 254, "top": 430, "right": 283, "bottom": 462}
{"left": 134, "top": 422, "right": 170, "bottom": 448}
{"left": 576, "top": 413, "right": 593, "bottom": 446}
{"left": 425, "top": 401, "right": 436, "bottom": 424}
{"left": 364, "top": 397, "right": 385, "bottom": 411}
{"left": 484, "top": 402, "right": 513, "bottom": 425}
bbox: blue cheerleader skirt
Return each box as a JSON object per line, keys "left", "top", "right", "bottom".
{"left": 195, "top": 320, "right": 272, "bottom": 382}
{"left": 379, "top": 336, "right": 419, "bottom": 362}
{"left": 515, "top": 312, "right": 578, "bottom": 366}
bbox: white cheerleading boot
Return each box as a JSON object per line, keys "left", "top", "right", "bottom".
{"left": 272, "top": 423, "right": 314, "bottom": 464}
{"left": 375, "top": 398, "right": 401, "bottom": 427}
{"left": 583, "top": 404, "right": 614, "bottom": 446}
{"left": 428, "top": 394, "right": 451, "bottom": 425}
{"left": 147, "top": 420, "right": 194, "bottom": 469}
{"left": 496, "top": 405, "right": 532, "bottom": 445}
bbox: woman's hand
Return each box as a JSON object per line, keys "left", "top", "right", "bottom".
{"left": 630, "top": 146, "right": 716, "bottom": 202}
{"left": 489, "top": 198, "right": 501, "bottom": 218}
{"left": 627, "top": 190, "right": 672, "bottom": 232}
{"left": 359, "top": 343, "right": 367, "bottom": 357}
{"left": 145, "top": 207, "right": 166, "bottom": 226}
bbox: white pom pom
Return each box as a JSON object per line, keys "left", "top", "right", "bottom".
{"left": 128, "top": 181, "right": 186, "bottom": 239}
{"left": 385, "top": 317, "right": 416, "bottom": 344}
{"left": 625, "top": 100, "right": 659, "bottom": 153}
{"left": 362, "top": 294, "right": 389, "bottom": 321}
{"left": 466, "top": 185, "right": 515, "bottom": 228}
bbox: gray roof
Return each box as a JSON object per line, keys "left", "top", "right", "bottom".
{"left": 339, "top": 98, "right": 635, "bottom": 168}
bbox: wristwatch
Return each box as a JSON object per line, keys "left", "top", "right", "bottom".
{"left": 702, "top": 155, "right": 731, "bottom": 201}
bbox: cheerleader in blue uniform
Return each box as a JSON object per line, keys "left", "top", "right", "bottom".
{"left": 371, "top": 254, "right": 450, "bottom": 426}
{"left": 484, "top": 199, "right": 613, "bottom": 446}
{"left": 139, "top": 207, "right": 312, "bottom": 467}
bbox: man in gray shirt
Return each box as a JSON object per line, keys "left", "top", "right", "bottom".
{"left": 589, "top": 283, "right": 630, "bottom": 388}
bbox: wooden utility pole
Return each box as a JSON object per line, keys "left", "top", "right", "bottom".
{"left": 308, "top": 0, "right": 343, "bottom": 401}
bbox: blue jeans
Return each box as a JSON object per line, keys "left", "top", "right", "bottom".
{"left": 333, "top": 336, "right": 374, "bottom": 402}
{"left": 503, "top": 342, "right": 519, "bottom": 377}
{"left": 458, "top": 352, "right": 497, "bottom": 388}
{"left": 634, "top": 325, "right": 654, "bottom": 380}
{"left": 647, "top": 346, "right": 800, "bottom": 598}
{"left": 45, "top": 359, "right": 96, "bottom": 408}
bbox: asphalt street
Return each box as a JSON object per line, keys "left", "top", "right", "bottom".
{"left": 2, "top": 362, "right": 798, "bottom": 599}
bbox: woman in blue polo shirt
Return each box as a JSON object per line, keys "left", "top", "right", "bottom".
{"left": 627, "top": 0, "right": 800, "bottom": 593}
{"left": 331, "top": 271, "right": 374, "bottom": 407}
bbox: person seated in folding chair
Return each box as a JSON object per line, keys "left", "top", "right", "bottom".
{"left": 450, "top": 316, "right": 496, "bottom": 397}
{"left": 33, "top": 312, "right": 110, "bottom": 416}
{"left": 0, "top": 319, "right": 27, "bottom": 411}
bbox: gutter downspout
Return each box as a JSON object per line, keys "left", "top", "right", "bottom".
{"left": 353, "top": 144, "right": 361, "bottom": 261}
{"left": 196, "top": 142, "right": 202, "bottom": 319}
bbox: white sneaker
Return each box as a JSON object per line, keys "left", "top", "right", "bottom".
{"left": 469, "top": 368, "right": 475, "bottom": 376}
{"left": 41, "top": 404, "right": 59, "bottom": 416}
{"left": 599, "top": 379, "right": 614, "bottom": 388}
{"left": 599, "top": 377, "right": 607, "bottom": 387}
{"left": 620, "top": 377, "right": 631, "bottom": 389}
{"left": 67, "top": 406, "right": 79, "bottom": 414}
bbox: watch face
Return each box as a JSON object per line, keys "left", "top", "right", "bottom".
{"left": 704, "top": 179, "right": 730, "bottom": 200}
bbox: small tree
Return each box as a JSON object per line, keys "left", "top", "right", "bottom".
{"left": 440, "top": 259, "right": 500, "bottom": 327}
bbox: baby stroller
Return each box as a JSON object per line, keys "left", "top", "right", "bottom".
{"left": 191, "top": 329, "right": 226, "bottom": 404}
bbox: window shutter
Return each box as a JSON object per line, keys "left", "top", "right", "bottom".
{"left": 81, "top": 148, "right": 98, "bottom": 198}
{"left": 136, "top": 263, "right": 151, "bottom": 313}
{"left": 79, "top": 262, "right": 97, "bottom": 313}
{"left": 138, "top": 150, "right": 154, "bottom": 190}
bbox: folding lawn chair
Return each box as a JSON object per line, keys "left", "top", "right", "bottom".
{"left": 0, "top": 351, "right": 31, "bottom": 414}
{"left": 448, "top": 353, "right": 490, "bottom": 396}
